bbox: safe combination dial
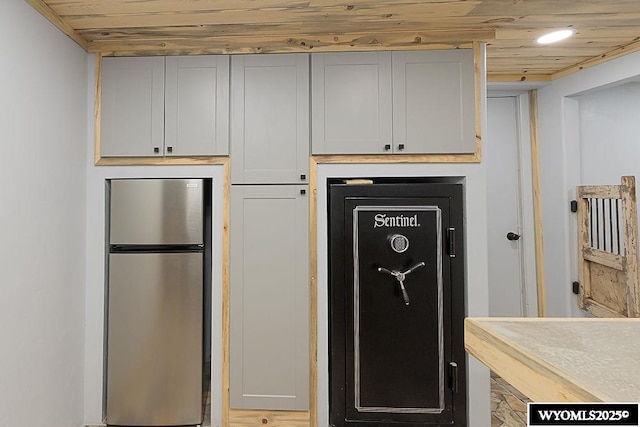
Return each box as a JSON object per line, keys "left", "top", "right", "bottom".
{"left": 389, "top": 234, "right": 409, "bottom": 253}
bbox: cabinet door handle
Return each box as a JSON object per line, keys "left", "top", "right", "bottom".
{"left": 300, "top": 174, "right": 306, "bottom": 181}
{"left": 300, "top": 189, "right": 306, "bottom": 195}
{"left": 384, "top": 144, "right": 391, "bottom": 151}
{"left": 166, "top": 146, "right": 173, "bottom": 154}
{"left": 153, "top": 147, "right": 160, "bottom": 154}
{"left": 398, "top": 144, "right": 405, "bottom": 151}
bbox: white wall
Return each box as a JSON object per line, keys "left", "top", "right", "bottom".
{"left": 0, "top": 1, "right": 88, "bottom": 426}
{"left": 537, "top": 50, "right": 640, "bottom": 317}
{"left": 576, "top": 82, "right": 640, "bottom": 185}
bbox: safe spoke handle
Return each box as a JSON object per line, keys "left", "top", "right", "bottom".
{"left": 402, "top": 261, "right": 426, "bottom": 276}
{"left": 398, "top": 280, "right": 410, "bottom": 306}
{"left": 377, "top": 266, "right": 395, "bottom": 277}
{"left": 377, "top": 263, "right": 425, "bottom": 306}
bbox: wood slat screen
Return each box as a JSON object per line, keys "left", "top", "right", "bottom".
{"left": 577, "top": 176, "right": 640, "bottom": 318}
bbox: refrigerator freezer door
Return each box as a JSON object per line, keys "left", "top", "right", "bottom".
{"left": 106, "top": 252, "right": 203, "bottom": 426}
{"left": 110, "top": 179, "right": 204, "bottom": 245}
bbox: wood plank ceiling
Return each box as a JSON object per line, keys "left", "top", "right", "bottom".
{"left": 27, "top": 0, "right": 640, "bottom": 81}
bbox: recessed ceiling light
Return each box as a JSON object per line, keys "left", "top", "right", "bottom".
{"left": 536, "top": 29, "right": 575, "bottom": 44}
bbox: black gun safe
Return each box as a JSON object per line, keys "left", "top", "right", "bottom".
{"left": 328, "top": 178, "right": 466, "bottom": 427}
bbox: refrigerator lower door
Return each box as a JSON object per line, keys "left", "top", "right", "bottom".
{"left": 106, "top": 252, "right": 203, "bottom": 426}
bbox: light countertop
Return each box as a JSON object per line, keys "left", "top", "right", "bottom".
{"left": 465, "top": 317, "right": 640, "bottom": 402}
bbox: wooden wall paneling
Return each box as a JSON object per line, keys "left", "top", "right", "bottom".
{"left": 528, "top": 90, "right": 546, "bottom": 317}
{"left": 588, "top": 263, "right": 627, "bottom": 316}
{"left": 47, "top": 0, "right": 312, "bottom": 15}
{"left": 59, "top": 3, "right": 482, "bottom": 29}
{"left": 576, "top": 176, "right": 639, "bottom": 318}
{"left": 25, "top": 0, "right": 640, "bottom": 79}
{"left": 621, "top": 176, "right": 640, "bottom": 317}
{"left": 469, "top": 0, "right": 640, "bottom": 16}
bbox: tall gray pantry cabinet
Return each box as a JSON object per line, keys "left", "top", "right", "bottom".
{"left": 229, "top": 53, "right": 310, "bottom": 411}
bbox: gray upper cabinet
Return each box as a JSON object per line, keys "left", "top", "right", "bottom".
{"left": 165, "top": 56, "right": 230, "bottom": 156}
{"left": 231, "top": 54, "right": 309, "bottom": 184}
{"left": 230, "top": 185, "right": 309, "bottom": 411}
{"left": 311, "top": 49, "right": 477, "bottom": 155}
{"left": 101, "top": 57, "right": 165, "bottom": 157}
{"left": 311, "top": 52, "right": 393, "bottom": 155}
{"left": 392, "top": 50, "right": 476, "bottom": 154}
{"left": 101, "top": 55, "right": 230, "bottom": 158}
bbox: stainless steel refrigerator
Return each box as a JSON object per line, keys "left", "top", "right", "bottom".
{"left": 106, "top": 178, "right": 206, "bottom": 426}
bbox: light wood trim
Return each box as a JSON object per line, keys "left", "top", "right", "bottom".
{"left": 468, "top": 316, "right": 637, "bottom": 323}
{"left": 229, "top": 409, "right": 310, "bottom": 427}
{"left": 93, "top": 42, "right": 478, "bottom": 57}
{"left": 576, "top": 185, "right": 622, "bottom": 199}
{"left": 464, "top": 318, "right": 604, "bottom": 402}
{"left": 582, "top": 298, "right": 626, "bottom": 319}
{"left": 94, "top": 53, "right": 102, "bottom": 164}
{"left": 308, "top": 158, "right": 318, "bottom": 427}
{"left": 95, "top": 156, "right": 230, "bottom": 166}
{"left": 473, "top": 41, "right": 483, "bottom": 162}
{"left": 311, "top": 153, "right": 480, "bottom": 164}
{"left": 487, "top": 74, "right": 552, "bottom": 83}
{"left": 577, "top": 197, "right": 589, "bottom": 311}
{"left": 23, "top": 0, "right": 89, "bottom": 50}
{"left": 222, "top": 159, "right": 231, "bottom": 427}
{"left": 621, "top": 176, "right": 640, "bottom": 317}
{"left": 582, "top": 247, "right": 624, "bottom": 271}
{"left": 89, "top": 30, "right": 494, "bottom": 56}
{"left": 552, "top": 38, "right": 640, "bottom": 80}
{"left": 528, "top": 90, "right": 546, "bottom": 317}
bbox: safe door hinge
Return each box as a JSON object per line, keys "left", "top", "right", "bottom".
{"left": 447, "top": 228, "right": 456, "bottom": 258}
{"left": 570, "top": 200, "right": 578, "bottom": 213}
{"left": 448, "top": 362, "right": 459, "bottom": 393}
{"left": 572, "top": 281, "right": 580, "bottom": 295}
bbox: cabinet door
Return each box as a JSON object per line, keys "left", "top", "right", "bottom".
{"left": 101, "top": 57, "right": 165, "bottom": 157}
{"left": 311, "top": 52, "right": 392, "bottom": 155}
{"left": 230, "top": 185, "right": 309, "bottom": 410}
{"left": 231, "top": 54, "right": 309, "bottom": 184}
{"left": 165, "top": 55, "right": 230, "bottom": 156}
{"left": 392, "top": 50, "right": 476, "bottom": 154}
